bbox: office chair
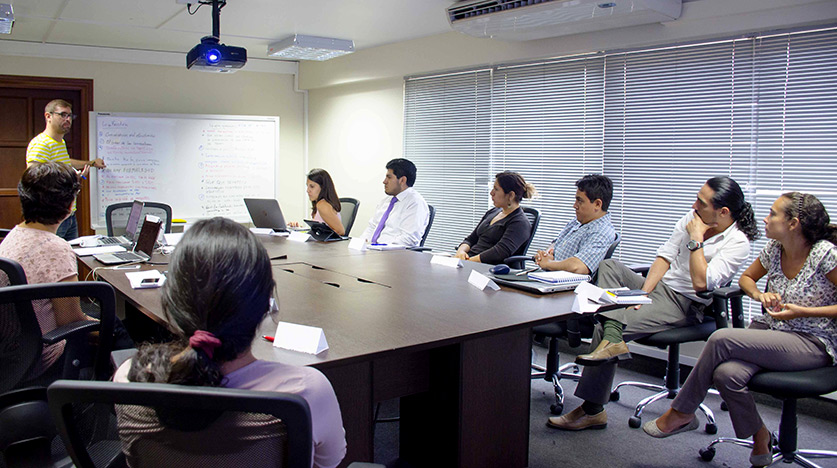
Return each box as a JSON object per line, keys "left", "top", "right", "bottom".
{"left": 608, "top": 266, "right": 739, "bottom": 433}
{"left": 105, "top": 202, "right": 173, "bottom": 236}
{"left": 0, "top": 281, "right": 116, "bottom": 468}
{"left": 527, "top": 233, "right": 621, "bottom": 415}
{"left": 697, "top": 288, "right": 837, "bottom": 467}
{"left": 339, "top": 197, "right": 360, "bottom": 236}
{"left": 0, "top": 228, "right": 11, "bottom": 244}
{"left": 48, "top": 380, "right": 384, "bottom": 468}
{"left": 420, "top": 204, "right": 436, "bottom": 248}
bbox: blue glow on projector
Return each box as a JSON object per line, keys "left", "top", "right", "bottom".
{"left": 206, "top": 49, "right": 221, "bottom": 64}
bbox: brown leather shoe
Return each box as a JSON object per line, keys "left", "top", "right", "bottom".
{"left": 546, "top": 406, "right": 607, "bottom": 431}
{"left": 575, "top": 339, "right": 631, "bottom": 366}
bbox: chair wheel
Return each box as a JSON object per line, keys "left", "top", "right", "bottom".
{"left": 609, "top": 391, "right": 620, "bottom": 402}
{"left": 705, "top": 423, "right": 717, "bottom": 435}
{"left": 699, "top": 447, "right": 715, "bottom": 461}
{"left": 720, "top": 401, "right": 729, "bottom": 411}
{"left": 628, "top": 416, "right": 641, "bottom": 428}
{"left": 549, "top": 403, "right": 564, "bottom": 415}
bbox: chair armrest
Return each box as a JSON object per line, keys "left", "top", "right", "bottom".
{"left": 712, "top": 286, "right": 746, "bottom": 329}
{"left": 42, "top": 319, "right": 99, "bottom": 345}
{"left": 408, "top": 246, "right": 432, "bottom": 252}
{"left": 0, "top": 387, "right": 47, "bottom": 407}
{"left": 627, "top": 263, "right": 651, "bottom": 276}
{"left": 712, "top": 285, "right": 745, "bottom": 300}
{"left": 504, "top": 255, "right": 534, "bottom": 264}
{"left": 565, "top": 319, "right": 582, "bottom": 348}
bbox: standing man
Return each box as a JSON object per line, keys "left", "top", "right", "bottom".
{"left": 534, "top": 174, "right": 617, "bottom": 275}
{"left": 361, "top": 158, "right": 430, "bottom": 247}
{"left": 26, "top": 99, "right": 106, "bottom": 240}
{"left": 547, "top": 176, "right": 759, "bottom": 431}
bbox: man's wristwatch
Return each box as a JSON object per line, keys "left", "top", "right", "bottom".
{"left": 687, "top": 240, "right": 704, "bottom": 251}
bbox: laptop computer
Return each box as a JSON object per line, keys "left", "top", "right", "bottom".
{"left": 96, "top": 200, "right": 145, "bottom": 246}
{"left": 244, "top": 198, "right": 289, "bottom": 232}
{"left": 93, "top": 215, "right": 162, "bottom": 265}
{"left": 490, "top": 271, "right": 586, "bottom": 294}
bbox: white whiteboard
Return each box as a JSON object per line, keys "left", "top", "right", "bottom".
{"left": 88, "top": 112, "right": 278, "bottom": 229}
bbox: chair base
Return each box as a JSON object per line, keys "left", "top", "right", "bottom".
{"left": 531, "top": 361, "right": 581, "bottom": 415}
{"left": 610, "top": 380, "right": 719, "bottom": 433}
{"left": 699, "top": 436, "right": 837, "bottom": 468}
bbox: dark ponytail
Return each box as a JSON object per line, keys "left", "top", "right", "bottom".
{"left": 780, "top": 192, "right": 837, "bottom": 246}
{"left": 128, "top": 217, "right": 275, "bottom": 386}
{"left": 706, "top": 176, "right": 759, "bottom": 241}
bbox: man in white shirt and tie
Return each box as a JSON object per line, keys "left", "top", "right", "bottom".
{"left": 361, "top": 158, "right": 430, "bottom": 247}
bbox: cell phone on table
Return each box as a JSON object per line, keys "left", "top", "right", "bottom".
{"left": 137, "top": 277, "right": 162, "bottom": 289}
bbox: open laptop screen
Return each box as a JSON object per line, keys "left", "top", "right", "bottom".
{"left": 124, "top": 200, "right": 145, "bottom": 241}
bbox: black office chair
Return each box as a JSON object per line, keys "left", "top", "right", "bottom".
{"left": 0, "top": 228, "right": 11, "bottom": 244}
{"left": 0, "top": 281, "right": 116, "bottom": 468}
{"left": 528, "top": 233, "right": 621, "bottom": 415}
{"left": 608, "top": 269, "right": 739, "bottom": 433}
{"left": 517, "top": 207, "right": 541, "bottom": 263}
{"left": 105, "top": 202, "right": 173, "bottom": 236}
{"left": 420, "top": 204, "right": 436, "bottom": 248}
{"left": 339, "top": 197, "right": 360, "bottom": 236}
{"left": 698, "top": 288, "right": 837, "bottom": 466}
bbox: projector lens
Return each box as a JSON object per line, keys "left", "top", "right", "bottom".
{"left": 206, "top": 49, "right": 221, "bottom": 64}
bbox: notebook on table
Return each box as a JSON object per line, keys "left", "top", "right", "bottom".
{"left": 490, "top": 270, "right": 591, "bottom": 294}
{"left": 96, "top": 200, "right": 145, "bottom": 246}
{"left": 93, "top": 215, "right": 162, "bottom": 265}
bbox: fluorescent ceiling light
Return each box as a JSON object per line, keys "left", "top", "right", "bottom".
{"left": 0, "top": 4, "right": 13, "bottom": 34}
{"left": 267, "top": 35, "right": 354, "bottom": 61}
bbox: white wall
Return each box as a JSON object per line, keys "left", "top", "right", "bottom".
{"left": 0, "top": 54, "right": 307, "bottom": 225}
{"left": 300, "top": 0, "right": 837, "bottom": 242}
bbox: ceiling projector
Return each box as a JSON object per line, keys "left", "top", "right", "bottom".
{"left": 187, "top": 35, "right": 247, "bottom": 73}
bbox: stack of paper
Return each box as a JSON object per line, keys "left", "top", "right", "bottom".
{"left": 572, "top": 283, "right": 652, "bottom": 314}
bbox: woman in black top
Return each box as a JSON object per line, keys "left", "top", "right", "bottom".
{"left": 455, "top": 171, "right": 536, "bottom": 264}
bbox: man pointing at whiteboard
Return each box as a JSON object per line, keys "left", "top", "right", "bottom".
{"left": 26, "top": 99, "right": 106, "bottom": 241}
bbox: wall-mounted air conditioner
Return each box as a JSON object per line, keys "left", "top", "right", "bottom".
{"left": 447, "top": 0, "right": 682, "bottom": 41}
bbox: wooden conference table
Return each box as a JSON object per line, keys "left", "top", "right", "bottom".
{"left": 80, "top": 237, "right": 578, "bottom": 468}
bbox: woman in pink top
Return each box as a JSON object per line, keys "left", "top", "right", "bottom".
{"left": 0, "top": 162, "right": 90, "bottom": 378}
{"left": 115, "top": 217, "right": 346, "bottom": 468}
{"left": 305, "top": 168, "right": 344, "bottom": 236}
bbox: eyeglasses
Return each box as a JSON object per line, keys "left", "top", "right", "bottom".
{"left": 50, "top": 112, "right": 77, "bottom": 121}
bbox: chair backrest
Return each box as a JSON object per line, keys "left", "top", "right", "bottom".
{"left": 338, "top": 197, "right": 360, "bottom": 236}
{"left": 516, "top": 207, "right": 541, "bottom": 257}
{"left": 0, "top": 228, "right": 11, "bottom": 244}
{"left": 420, "top": 205, "right": 436, "bottom": 247}
{"left": 48, "top": 380, "right": 314, "bottom": 468}
{"left": 0, "top": 282, "right": 116, "bottom": 392}
{"left": 106, "top": 202, "right": 173, "bottom": 236}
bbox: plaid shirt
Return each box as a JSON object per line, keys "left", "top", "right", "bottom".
{"left": 549, "top": 213, "right": 616, "bottom": 274}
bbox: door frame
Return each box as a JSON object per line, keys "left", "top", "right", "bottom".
{"left": 0, "top": 75, "right": 94, "bottom": 235}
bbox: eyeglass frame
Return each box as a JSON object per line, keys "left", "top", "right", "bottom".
{"left": 49, "top": 111, "right": 77, "bottom": 121}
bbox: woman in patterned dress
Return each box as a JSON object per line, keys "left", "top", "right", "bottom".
{"left": 641, "top": 192, "right": 837, "bottom": 468}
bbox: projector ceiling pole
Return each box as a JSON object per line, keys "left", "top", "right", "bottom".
{"left": 211, "top": 0, "right": 221, "bottom": 38}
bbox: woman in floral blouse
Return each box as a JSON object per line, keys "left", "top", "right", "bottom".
{"left": 641, "top": 192, "right": 837, "bottom": 468}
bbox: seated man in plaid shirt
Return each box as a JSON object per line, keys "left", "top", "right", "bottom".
{"left": 534, "top": 174, "right": 616, "bottom": 276}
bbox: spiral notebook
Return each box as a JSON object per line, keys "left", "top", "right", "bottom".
{"left": 528, "top": 270, "right": 592, "bottom": 285}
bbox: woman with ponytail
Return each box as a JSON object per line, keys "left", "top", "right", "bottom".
{"left": 455, "top": 171, "right": 537, "bottom": 264}
{"left": 113, "top": 217, "right": 346, "bottom": 468}
{"left": 644, "top": 192, "right": 837, "bottom": 468}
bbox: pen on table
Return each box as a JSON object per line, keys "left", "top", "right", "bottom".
{"left": 515, "top": 267, "right": 539, "bottom": 276}
{"left": 115, "top": 265, "right": 141, "bottom": 270}
{"left": 262, "top": 335, "right": 275, "bottom": 343}
{"left": 371, "top": 243, "right": 386, "bottom": 246}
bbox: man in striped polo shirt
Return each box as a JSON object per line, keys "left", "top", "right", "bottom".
{"left": 26, "top": 99, "right": 106, "bottom": 240}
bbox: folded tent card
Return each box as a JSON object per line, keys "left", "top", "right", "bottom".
{"left": 572, "top": 282, "right": 652, "bottom": 313}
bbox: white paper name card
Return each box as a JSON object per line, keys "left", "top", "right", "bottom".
{"left": 273, "top": 321, "right": 329, "bottom": 355}
{"left": 431, "top": 255, "right": 463, "bottom": 268}
{"left": 249, "top": 227, "right": 274, "bottom": 235}
{"left": 288, "top": 231, "right": 311, "bottom": 243}
{"left": 468, "top": 270, "right": 500, "bottom": 291}
{"left": 348, "top": 237, "right": 367, "bottom": 251}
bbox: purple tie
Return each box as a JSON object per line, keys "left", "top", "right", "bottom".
{"left": 371, "top": 197, "right": 398, "bottom": 243}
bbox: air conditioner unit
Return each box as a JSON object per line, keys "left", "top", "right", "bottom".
{"left": 447, "top": 0, "right": 682, "bottom": 41}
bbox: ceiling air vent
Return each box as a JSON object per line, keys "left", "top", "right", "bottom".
{"left": 447, "top": 0, "right": 682, "bottom": 41}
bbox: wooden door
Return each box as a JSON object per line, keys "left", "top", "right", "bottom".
{"left": 0, "top": 75, "right": 93, "bottom": 234}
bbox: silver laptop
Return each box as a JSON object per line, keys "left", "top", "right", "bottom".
{"left": 97, "top": 200, "right": 145, "bottom": 246}
{"left": 244, "top": 198, "right": 289, "bottom": 232}
{"left": 93, "top": 215, "right": 161, "bottom": 265}
{"left": 490, "top": 272, "right": 581, "bottom": 294}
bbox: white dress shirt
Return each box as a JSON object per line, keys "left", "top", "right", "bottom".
{"left": 360, "top": 187, "right": 430, "bottom": 246}
{"left": 657, "top": 211, "right": 751, "bottom": 304}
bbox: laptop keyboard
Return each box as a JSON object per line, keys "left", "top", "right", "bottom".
{"left": 99, "top": 237, "right": 122, "bottom": 245}
{"left": 112, "top": 251, "right": 146, "bottom": 261}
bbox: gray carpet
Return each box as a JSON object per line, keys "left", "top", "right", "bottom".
{"left": 374, "top": 343, "right": 837, "bottom": 467}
